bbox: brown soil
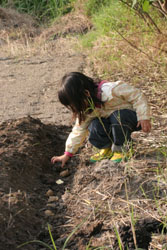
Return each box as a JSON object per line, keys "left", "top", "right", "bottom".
{"left": 0, "top": 116, "right": 73, "bottom": 250}
{"left": 0, "top": 7, "right": 167, "bottom": 250}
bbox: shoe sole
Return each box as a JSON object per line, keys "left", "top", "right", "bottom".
{"left": 111, "top": 157, "right": 129, "bottom": 163}
{"left": 90, "top": 155, "right": 113, "bottom": 163}
{"left": 110, "top": 158, "right": 122, "bottom": 163}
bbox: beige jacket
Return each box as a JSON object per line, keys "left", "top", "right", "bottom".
{"left": 65, "top": 81, "right": 150, "bottom": 155}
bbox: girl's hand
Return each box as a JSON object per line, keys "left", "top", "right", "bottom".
{"left": 51, "top": 154, "right": 70, "bottom": 167}
{"left": 137, "top": 120, "right": 151, "bottom": 133}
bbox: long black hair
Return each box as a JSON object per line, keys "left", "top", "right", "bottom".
{"left": 58, "top": 72, "right": 103, "bottom": 123}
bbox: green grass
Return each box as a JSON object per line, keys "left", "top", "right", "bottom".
{"left": 80, "top": 0, "right": 164, "bottom": 49}
{"left": 81, "top": 0, "right": 145, "bottom": 47}
{"left": 79, "top": 0, "right": 167, "bottom": 83}
{"left": 84, "top": 0, "right": 109, "bottom": 17}
{"left": 79, "top": 0, "right": 151, "bottom": 69}
{"left": 0, "top": 0, "right": 75, "bottom": 22}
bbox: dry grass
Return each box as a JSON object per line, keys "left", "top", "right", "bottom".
{"left": 62, "top": 139, "right": 167, "bottom": 248}
{"left": 84, "top": 31, "right": 167, "bottom": 82}
{"left": 0, "top": 10, "right": 91, "bottom": 58}
{"left": 61, "top": 21, "right": 167, "bottom": 247}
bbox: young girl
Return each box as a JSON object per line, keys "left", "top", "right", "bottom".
{"left": 51, "top": 72, "right": 151, "bottom": 166}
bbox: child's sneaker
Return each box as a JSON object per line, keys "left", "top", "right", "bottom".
{"left": 90, "top": 148, "right": 113, "bottom": 162}
{"left": 110, "top": 152, "right": 124, "bottom": 163}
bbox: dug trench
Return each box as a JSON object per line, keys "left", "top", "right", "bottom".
{"left": 0, "top": 116, "right": 166, "bottom": 250}
{"left": 0, "top": 116, "right": 76, "bottom": 250}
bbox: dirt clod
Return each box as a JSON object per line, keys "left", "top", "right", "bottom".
{"left": 113, "top": 218, "right": 167, "bottom": 250}
{"left": 46, "top": 189, "right": 54, "bottom": 197}
{"left": 44, "top": 210, "right": 55, "bottom": 217}
{"left": 48, "top": 196, "right": 59, "bottom": 202}
{"left": 60, "top": 169, "right": 70, "bottom": 177}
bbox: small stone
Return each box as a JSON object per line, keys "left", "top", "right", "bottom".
{"left": 44, "top": 210, "right": 54, "bottom": 217}
{"left": 46, "top": 203, "right": 57, "bottom": 208}
{"left": 48, "top": 196, "right": 59, "bottom": 202}
{"left": 56, "top": 179, "right": 64, "bottom": 185}
{"left": 46, "top": 189, "right": 54, "bottom": 197}
{"left": 60, "top": 169, "right": 70, "bottom": 177}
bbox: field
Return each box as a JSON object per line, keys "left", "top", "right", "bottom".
{"left": 0, "top": 2, "right": 167, "bottom": 250}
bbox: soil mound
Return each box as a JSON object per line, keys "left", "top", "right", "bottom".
{"left": 0, "top": 7, "right": 40, "bottom": 47}
{"left": 0, "top": 7, "right": 38, "bottom": 31}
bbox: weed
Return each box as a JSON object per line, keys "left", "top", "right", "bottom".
{"left": 114, "top": 225, "right": 123, "bottom": 250}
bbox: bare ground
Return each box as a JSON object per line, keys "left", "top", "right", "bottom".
{"left": 0, "top": 7, "right": 167, "bottom": 250}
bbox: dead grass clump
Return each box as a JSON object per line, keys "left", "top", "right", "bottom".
{"left": 39, "top": 12, "right": 92, "bottom": 41}
{"left": 0, "top": 9, "right": 92, "bottom": 58}
{"left": 0, "top": 7, "right": 40, "bottom": 37}
{"left": 0, "top": 7, "right": 42, "bottom": 57}
{"left": 154, "top": 33, "right": 167, "bottom": 55}
{"left": 61, "top": 131, "right": 167, "bottom": 248}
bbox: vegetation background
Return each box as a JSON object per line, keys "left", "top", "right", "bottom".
{"left": 0, "top": 0, "right": 167, "bottom": 249}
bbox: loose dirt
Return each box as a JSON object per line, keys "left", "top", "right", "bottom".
{"left": 0, "top": 7, "right": 167, "bottom": 250}
{"left": 0, "top": 8, "right": 86, "bottom": 250}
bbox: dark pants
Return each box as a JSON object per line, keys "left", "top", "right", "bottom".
{"left": 88, "top": 109, "right": 141, "bottom": 150}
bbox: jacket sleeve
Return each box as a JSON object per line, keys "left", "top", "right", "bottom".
{"left": 112, "top": 82, "right": 151, "bottom": 121}
{"left": 65, "top": 118, "right": 89, "bottom": 155}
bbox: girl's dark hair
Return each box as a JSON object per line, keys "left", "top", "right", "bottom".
{"left": 58, "top": 72, "right": 103, "bottom": 123}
